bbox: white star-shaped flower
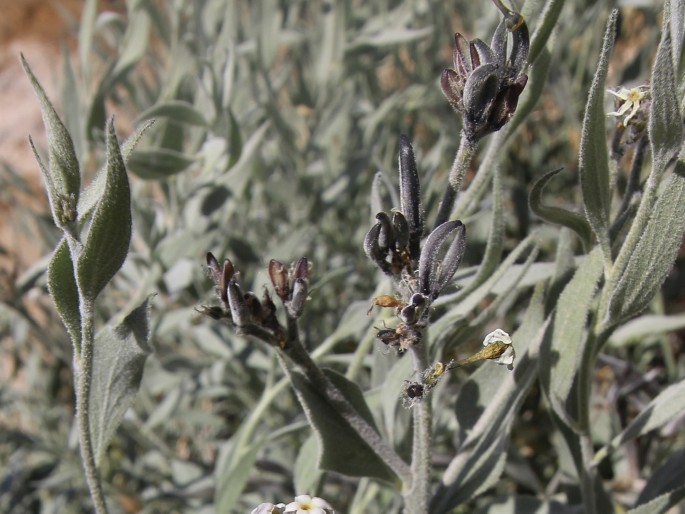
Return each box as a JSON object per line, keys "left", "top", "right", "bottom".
{"left": 284, "top": 495, "right": 334, "bottom": 514}
{"left": 607, "top": 85, "right": 649, "bottom": 125}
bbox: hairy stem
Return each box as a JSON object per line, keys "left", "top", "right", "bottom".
{"left": 434, "top": 135, "right": 477, "bottom": 228}
{"left": 76, "top": 301, "right": 109, "bottom": 514}
{"left": 404, "top": 344, "right": 431, "bottom": 514}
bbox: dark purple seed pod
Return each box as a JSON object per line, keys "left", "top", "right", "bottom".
{"left": 392, "top": 211, "right": 410, "bottom": 252}
{"left": 364, "top": 222, "right": 391, "bottom": 274}
{"left": 375, "top": 212, "right": 395, "bottom": 252}
{"left": 419, "top": 221, "right": 463, "bottom": 299}
{"left": 435, "top": 221, "right": 466, "bottom": 294}
{"left": 398, "top": 135, "right": 424, "bottom": 261}
{"left": 399, "top": 304, "right": 419, "bottom": 325}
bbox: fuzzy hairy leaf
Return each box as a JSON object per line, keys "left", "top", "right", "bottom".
{"left": 529, "top": 168, "right": 593, "bottom": 250}
{"left": 77, "top": 120, "right": 154, "bottom": 223}
{"left": 603, "top": 156, "right": 685, "bottom": 325}
{"left": 89, "top": 296, "right": 153, "bottom": 464}
{"left": 649, "top": 21, "right": 683, "bottom": 178}
{"left": 290, "top": 368, "right": 396, "bottom": 483}
{"left": 578, "top": 10, "right": 618, "bottom": 262}
{"left": 47, "top": 238, "right": 81, "bottom": 351}
{"left": 22, "top": 54, "right": 81, "bottom": 225}
{"left": 76, "top": 119, "right": 132, "bottom": 302}
{"left": 540, "top": 247, "right": 604, "bottom": 431}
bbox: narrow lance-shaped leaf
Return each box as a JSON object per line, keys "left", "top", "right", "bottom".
{"left": 529, "top": 167, "right": 593, "bottom": 251}
{"left": 76, "top": 119, "right": 132, "bottom": 303}
{"left": 603, "top": 155, "right": 685, "bottom": 327}
{"left": 47, "top": 238, "right": 81, "bottom": 353}
{"left": 22, "top": 54, "right": 81, "bottom": 226}
{"left": 540, "top": 247, "right": 605, "bottom": 431}
{"left": 578, "top": 10, "right": 618, "bottom": 263}
{"left": 649, "top": 21, "right": 683, "bottom": 179}
{"left": 89, "top": 296, "right": 154, "bottom": 464}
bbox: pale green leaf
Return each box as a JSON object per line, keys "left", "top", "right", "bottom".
{"left": 294, "top": 435, "right": 324, "bottom": 495}
{"left": 529, "top": 168, "right": 593, "bottom": 250}
{"left": 214, "top": 436, "right": 266, "bottom": 511}
{"left": 290, "top": 368, "right": 396, "bottom": 482}
{"left": 604, "top": 158, "right": 685, "bottom": 325}
{"left": 649, "top": 20, "right": 683, "bottom": 178}
{"left": 609, "top": 313, "right": 685, "bottom": 347}
{"left": 578, "top": 10, "right": 618, "bottom": 261}
{"left": 22, "top": 55, "right": 81, "bottom": 224}
{"left": 89, "top": 296, "right": 153, "bottom": 464}
{"left": 110, "top": 6, "right": 151, "bottom": 83}
{"left": 77, "top": 119, "right": 132, "bottom": 302}
{"left": 47, "top": 238, "right": 81, "bottom": 352}
{"left": 527, "top": 0, "right": 565, "bottom": 64}
{"left": 137, "top": 100, "right": 208, "bottom": 127}
{"left": 126, "top": 149, "right": 195, "bottom": 179}
{"left": 77, "top": 120, "right": 155, "bottom": 222}
{"left": 540, "top": 247, "right": 604, "bottom": 430}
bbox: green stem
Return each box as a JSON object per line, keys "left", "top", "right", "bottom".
{"left": 452, "top": 129, "right": 507, "bottom": 221}
{"left": 579, "top": 434, "right": 598, "bottom": 514}
{"left": 434, "top": 135, "right": 477, "bottom": 228}
{"left": 76, "top": 300, "right": 109, "bottom": 514}
{"left": 405, "top": 345, "right": 431, "bottom": 514}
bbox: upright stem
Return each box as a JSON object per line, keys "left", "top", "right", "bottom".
{"left": 434, "top": 135, "right": 477, "bottom": 228}
{"left": 76, "top": 301, "right": 109, "bottom": 514}
{"left": 405, "top": 345, "right": 431, "bottom": 514}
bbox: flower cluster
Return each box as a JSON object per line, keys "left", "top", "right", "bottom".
{"left": 251, "top": 495, "right": 334, "bottom": 514}
{"left": 440, "top": 4, "right": 529, "bottom": 142}
{"left": 365, "top": 136, "right": 466, "bottom": 353}
{"left": 201, "top": 253, "right": 311, "bottom": 347}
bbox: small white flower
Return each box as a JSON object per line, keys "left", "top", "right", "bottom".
{"left": 284, "top": 495, "right": 334, "bottom": 514}
{"left": 251, "top": 503, "right": 286, "bottom": 514}
{"left": 606, "top": 85, "right": 649, "bottom": 126}
{"left": 482, "top": 329, "right": 515, "bottom": 369}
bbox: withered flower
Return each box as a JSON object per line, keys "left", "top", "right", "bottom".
{"left": 440, "top": 3, "right": 529, "bottom": 142}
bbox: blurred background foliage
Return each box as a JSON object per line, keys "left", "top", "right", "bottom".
{"left": 1, "top": 0, "right": 684, "bottom": 513}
